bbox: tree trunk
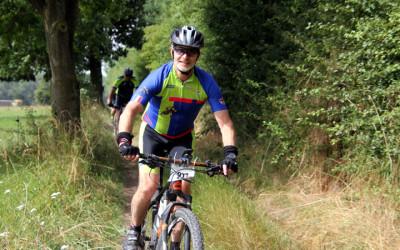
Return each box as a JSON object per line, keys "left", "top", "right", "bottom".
{"left": 88, "top": 54, "right": 104, "bottom": 105}
{"left": 28, "top": 0, "right": 80, "bottom": 131}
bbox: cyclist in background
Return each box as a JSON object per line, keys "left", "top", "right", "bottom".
{"left": 107, "top": 67, "right": 140, "bottom": 122}
{"left": 117, "top": 26, "right": 239, "bottom": 250}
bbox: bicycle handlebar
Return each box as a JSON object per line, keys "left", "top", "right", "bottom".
{"left": 139, "top": 153, "right": 223, "bottom": 177}
{"left": 139, "top": 153, "right": 208, "bottom": 166}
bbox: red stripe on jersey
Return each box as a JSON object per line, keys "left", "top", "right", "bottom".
{"left": 169, "top": 97, "right": 193, "bottom": 104}
{"left": 162, "top": 128, "right": 193, "bottom": 139}
{"left": 143, "top": 112, "right": 153, "bottom": 125}
{"left": 134, "top": 95, "right": 143, "bottom": 103}
{"left": 196, "top": 99, "right": 207, "bottom": 104}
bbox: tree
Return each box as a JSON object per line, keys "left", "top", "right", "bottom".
{"left": 75, "top": 0, "right": 145, "bottom": 105}
{"left": 28, "top": 0, "right": 80, "bottom": 129}
{"left": 0, "top": 0, "right": 48, "bottom": 81}
{"left": 1, "top": 0, "right": 145, "bottom": 127}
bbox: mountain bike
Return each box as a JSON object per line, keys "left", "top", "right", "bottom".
{"left": 112, "top": 104, "right": 126, "bottom": 138}
{"left": 137, "top": 147, "right": 223, "bottom": 250}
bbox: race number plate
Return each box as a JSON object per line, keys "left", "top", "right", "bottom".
{"left": 168, "top": 163, "right": 195, "bottom": 182}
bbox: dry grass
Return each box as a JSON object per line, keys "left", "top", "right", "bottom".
{"left": 257, "top": 167, "right": 400, "bottom": 249}
{"left": 194, "top": 108, "right": 400, "bottom": 249}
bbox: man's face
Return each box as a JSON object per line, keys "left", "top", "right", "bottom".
{"left": 124, "top": 74, "right": 132, "bottom": 81}
{"left": 171, "top": 45, "right": 200, "bottom": 73}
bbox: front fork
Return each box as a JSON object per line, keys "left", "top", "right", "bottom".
{"left": 158, "top": 201, "right": 191, "bottom": 250}
{"left": 158, "top": 180, "right": 192, "bottom": 250}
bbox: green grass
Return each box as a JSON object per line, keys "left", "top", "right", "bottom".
{"left": 0, "top": 106, "right": 51, "bottom": 146}
{"left": 191, "top": 172, "right": 299, "bottom": 249}
{"left": 0, "top": 104, "right": 127, "bottom": 248}
{"left": 193, "top": 136, "right": 300, "bottom": 249}
{"left": 0, "top": 163, "right": 123, "bottom": 248}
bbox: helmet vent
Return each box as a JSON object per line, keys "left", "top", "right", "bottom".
{"left": 170, "top": 26, "right": 204, "bottom": 48}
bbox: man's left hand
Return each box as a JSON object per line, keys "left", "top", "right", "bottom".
{"left": 220, "top": 145, "right": 238, "bottom": 175}
{"left": 221, "top": 153, "right": 238, "bottom": 175}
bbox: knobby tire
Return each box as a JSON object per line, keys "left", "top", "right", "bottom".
{"left": 113, "top": 109, "right": 119, "bottom": 138}
{"left": 157, "top": 208, "right": 204, "bottom": 250}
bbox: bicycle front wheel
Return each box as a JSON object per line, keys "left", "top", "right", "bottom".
{"left": 157, "top": 208, "right": 204, "bottom": 250}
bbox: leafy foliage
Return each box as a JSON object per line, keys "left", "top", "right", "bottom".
{"left": 0, "top": 0, "right": 48, "bottom": 80}
{"left": 266, "top": 0, "right": 400, "bottom": 183}
{"left": 75, "top": 0, "right": 145, "bottom": 70}
{"left": 137, "top": 0, "right": 400, "bottom": 186}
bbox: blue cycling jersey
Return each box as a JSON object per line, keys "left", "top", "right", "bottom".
{"left": 130, "top": 62, "right": 227, "bottom": 138}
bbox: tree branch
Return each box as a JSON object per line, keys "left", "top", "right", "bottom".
{"left": 27, "top": 0, "right": 45, "bottom": 14}
{"left": 4, "top": 11, "right": 38, "bottom": 34}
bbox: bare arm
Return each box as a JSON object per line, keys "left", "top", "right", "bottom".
{"left": 107, "top": 88, "right": 116, "bottom": 104}
{"left": 119, "top": 100, "right": 145, "bottom": 135}
{"left": 214, "top": 110, "right": 236, "bottom": 147}
{"left": 214, "top": 110, "right": 237, "bottom": 175}
{"left": 117, "top": 101, "right": 144, "bottom": 162}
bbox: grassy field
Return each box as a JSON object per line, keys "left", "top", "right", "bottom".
{"left": 0, "top": 106, "right": 51, "bottom": 146}
{"left": 0, "top": 104, "right": 127, "bottom": 248}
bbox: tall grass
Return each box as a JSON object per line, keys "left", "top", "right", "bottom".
{"left": 0, "top": 103, "right": 126, "bottom": 248}
{"left": 213, "top": 132, "right": 400, "bottom": 249}
{"left": 193, "top": 129, "right": 300, "bottom": 249}
{"left": 0, "top": 106, "right": 50, "bottom": 146}
{"left": 191, "top": 174, "right": 299, "bottom": 249}
{"left": 194, "top": 120, "right": 400, "bottom": 249}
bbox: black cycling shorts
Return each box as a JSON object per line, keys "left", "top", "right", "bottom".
{"left": 113, "top": 94, "right": 130, "bottom": 110}
{"left": 138, "top": 122, "right": 195, "bottom": 174}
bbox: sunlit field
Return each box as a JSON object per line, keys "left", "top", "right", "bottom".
{"left": 0, "top": 106, "right": 51, "bottom": 146}
{"left": 0, "top": 104, "right": 125, "bottom": 248}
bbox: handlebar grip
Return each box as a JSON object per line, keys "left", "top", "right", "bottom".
{"left": 139, "top": 153, "right": 159, "bottom": 160}
{"left": 139, "top": 153, "right": 216, "bottom": 168}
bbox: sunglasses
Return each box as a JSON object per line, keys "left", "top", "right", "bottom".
{"left": 173, "top": 47, "right": 199, "bottom": 57}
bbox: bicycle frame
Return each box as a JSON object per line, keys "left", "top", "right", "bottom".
{"left": 139, "top": 152, "right": 222, "bottom": 250}
{"left": 146, "top": 166, "right": 192, "bottom": 247}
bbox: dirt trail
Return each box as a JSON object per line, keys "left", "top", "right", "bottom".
{"left": 122, "top": 161, "right": 139, "bottom": 228}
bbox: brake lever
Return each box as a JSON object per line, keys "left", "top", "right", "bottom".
{"left": 139, "top": 158, "right": 158, "bottom": 169}
{"left": 205, "top": 165, "right": 222, "bottom": 177}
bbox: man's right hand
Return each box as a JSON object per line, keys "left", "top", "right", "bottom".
{"left": 117, "top": 132, "right": 139, "bottom": 161}
{"left": 119, "top": 143, "right": 140, "bottom": 162}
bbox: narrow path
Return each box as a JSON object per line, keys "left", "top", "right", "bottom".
{"left": 122, "top": 161, "right": 139, "bottom": 228}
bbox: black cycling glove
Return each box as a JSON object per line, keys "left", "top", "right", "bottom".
{"left": 119, "top": 143, "right": 140, "bottom": 156}
{"left": 117, "top": 132, "right": 133, "bottom": 145}
{"left": 220, "top": 145, "right": 238, "bottom": 173}
{"left": 116, "top": 132, "right": 139, "bottom": 156}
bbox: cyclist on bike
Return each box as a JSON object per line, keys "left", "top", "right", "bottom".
{"left": 107, "top": 67, "right": 140, "bottom": 121}
{"left": 117, "top": 26, "right": 238, "bottom": 250}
